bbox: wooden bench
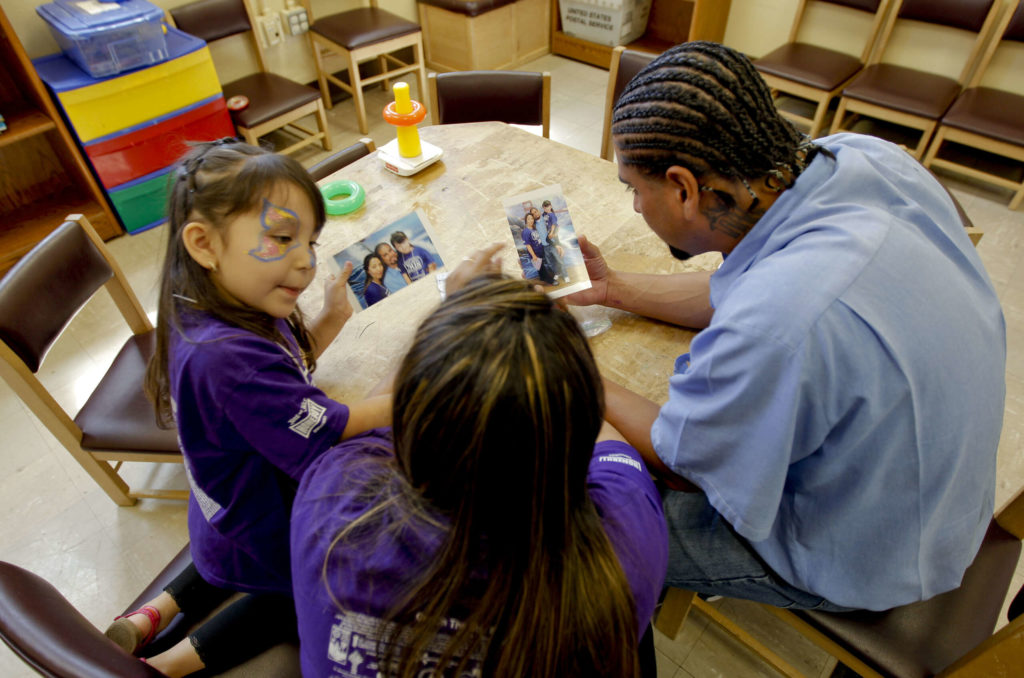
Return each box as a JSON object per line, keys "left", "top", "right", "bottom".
{"left": 417, "top": 0, "right": 550, "bottom": 72}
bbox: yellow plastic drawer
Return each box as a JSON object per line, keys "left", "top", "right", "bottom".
{"left": 56, "top": 45, "right": 221, "bottom": 143}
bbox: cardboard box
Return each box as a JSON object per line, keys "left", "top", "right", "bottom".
{"left": 558, "top": 0, "right": 652, "bottom": 47}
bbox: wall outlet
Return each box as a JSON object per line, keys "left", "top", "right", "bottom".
{"left": 281, "top": 7, "right": 309, "bottom": 35}
{"left": 258, "top": 14, "right": 284, "bottom": 47}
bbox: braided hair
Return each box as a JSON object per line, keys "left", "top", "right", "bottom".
{"left": 612, "top": 41, "right": 816, "bottom": 185}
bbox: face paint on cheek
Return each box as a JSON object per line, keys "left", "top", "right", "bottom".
{"left": 248, "top": 199, "right": 301, "bottom": 261}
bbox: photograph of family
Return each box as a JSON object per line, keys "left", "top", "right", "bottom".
{"left": 331, "top": 209, "right": 445, "bottom": 310}
{"left": 502, "top": 184, "right": 591, "bottom": 299}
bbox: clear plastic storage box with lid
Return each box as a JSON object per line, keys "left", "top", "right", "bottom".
{"left": 36, "top": 0, "right": 168, "bottom": 78}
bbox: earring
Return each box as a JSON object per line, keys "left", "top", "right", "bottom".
{"left": 207, "top": 262, "right": 218, "bottom": 273}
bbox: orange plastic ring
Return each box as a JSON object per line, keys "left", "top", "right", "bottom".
{"left": 382, "top": 100, "right": 426, "bottom": 126}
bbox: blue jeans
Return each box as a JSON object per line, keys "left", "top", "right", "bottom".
{"left": 662, "top": 490, "right": 854, "bottom": 612}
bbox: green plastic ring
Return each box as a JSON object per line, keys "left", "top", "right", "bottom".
{"left": 320, "top": 180, "right": 365, "bottom": 215}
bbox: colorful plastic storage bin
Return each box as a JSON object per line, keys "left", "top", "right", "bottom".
{"left": 34, "top": 27, "right": 219, "bottom": 143}
{"left": 108, "top": 166, "right": 173, "bottom": 233}
{"left": 85, "top": 96, "right": 235, "bottom": 188}
{"left": 36, "top": 0, "right": 168, "bottom": 78}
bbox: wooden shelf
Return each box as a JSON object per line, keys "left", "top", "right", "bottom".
{"left": 0, "top": 102, "right": 56, "bottom": 149}
{"left": 549, "top": 0, "right": 732, "bottom": 69}
{"left": 0, "top": 5, "right": 120, "bottom": 278}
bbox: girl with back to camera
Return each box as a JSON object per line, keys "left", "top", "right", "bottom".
{"left": 104, "top": 139, "right": 389, "bottom": 676}
{"left": 290, "top": 270, "right": 669, "bottom": 677}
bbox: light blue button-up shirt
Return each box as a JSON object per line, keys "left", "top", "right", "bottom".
{"left": 651, "top": 134, "right": 1006, "bottom": 610}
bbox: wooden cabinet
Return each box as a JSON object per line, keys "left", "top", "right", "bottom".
{"left": 0, "top": 6, "right": 120, "bottom": 277}
{"left": 550, "top": 0, "right": 732, "bottom": 69}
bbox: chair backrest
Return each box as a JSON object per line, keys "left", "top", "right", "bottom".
{"left": 964, "top": 0, "right": 1024, "bottom": 88}
{"left": 0, "top": 561, "right": 165, "bottom": 678}
{"left": 307, "top": 137, "right": 376, "bottom": 182}
{"left": 428, "top": 71, "right": 551, "bottom": 137}
{"left": 869, "top": 0, "right": 1003, "bottom": 83}
{"left": 600, "top": 46, "right": 658, "bottom": 160}
{"left": 789, "top": 0, "right": 892, "bottom": 62}
{"left": 0, "top": 216, "right": 148, "bottom": 373}
{"left": 168, "top": 0, "right": 267, "bottom": 71}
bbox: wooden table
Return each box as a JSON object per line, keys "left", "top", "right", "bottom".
{"left": 304, "top": 122, "right": 721, "bottom": 405}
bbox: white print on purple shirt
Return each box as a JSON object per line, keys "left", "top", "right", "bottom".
{"left": 288, "top": 398, "right": 327, "bottom": 439}
{"left": 326, "top": 610, "right": 484, "bottom": 677}
{"left": 596, "top": 453, "right": 643, "bottom": 473}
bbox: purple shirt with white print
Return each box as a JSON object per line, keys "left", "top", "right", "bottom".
{"left": 290, "top": 431, "right": 668, "bottom": 677}
{"left": 397, "top": 245, "right": 434, "bottom": 281}
{"left": 170, "top": 310, "right": 349, "bottom": 594}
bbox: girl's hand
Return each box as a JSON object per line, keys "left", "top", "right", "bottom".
{"left": 322, "top": 260, "right": 354, "bottom": 324}
{"left": 531, "top": 256, "right": 542, "bottom": 271}
{"left": 446, "top": 243, "right": 503, "bottom": 295}
{"left": 565, "top": 234, "right": 609, "bottom": 306}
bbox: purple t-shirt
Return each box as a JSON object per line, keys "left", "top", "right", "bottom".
{"left": 170, "top": 311, "right": 350, "bottom": 594}
{"left": 397, "top": 245, "right": 434, "bottom": 281}
{"left": 521, "top": 227, "right": 544, "bottom": 260}
{"left": 363, "top": 281, "right": 388, "bottom": 306}
{"left": 290, "top": 430, "right": 668, "bottom": 677}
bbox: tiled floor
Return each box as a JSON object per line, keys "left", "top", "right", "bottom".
{"left": 1, "top": 54, "right": 1022, "bottom": 678}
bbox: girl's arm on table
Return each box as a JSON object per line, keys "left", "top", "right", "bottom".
{"left": 602, "top": 378, "right": 696, "bottom": 491}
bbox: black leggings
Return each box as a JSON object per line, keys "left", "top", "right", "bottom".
{"left": 160, "top": 563, "right": 297, "bottom": 674}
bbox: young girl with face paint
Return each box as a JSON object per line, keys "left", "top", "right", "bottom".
{"left": 103, "top": 139, "right": 390, "bottom": 677}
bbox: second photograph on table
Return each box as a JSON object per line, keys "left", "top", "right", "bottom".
{"left": 503, "top": 184, "right": 592, "bottom": 299}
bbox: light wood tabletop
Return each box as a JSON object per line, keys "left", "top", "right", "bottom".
{"left": 303, "top": 121, "right": 721, "bottom": 405}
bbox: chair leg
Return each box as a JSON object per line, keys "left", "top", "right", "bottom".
{"left": 830, "top": 98, "right": 849, "bottom": 134}
{"left": 910, "top": 122, "right": 937, "bottom": 160}
{"left": 349, "top": 51, "right": 370, "bottom": 135}
{"left": 808, "top": 98, "right": 830, "bottom": 139}
{"left": 413, "top": 40, "right": 429, "bottom": 110}
{"left": 655, "top": 587, "right": 696, "bottom": 638}
{"left": 1011, "top": 186, "right": 1024, "bottom": 211}
{"left": 239, "top": 126, "right": 260, "bottom": 147}
{"left": 922, "top": 127, "right": 945, "bottom": 169}
{"left": 310, "top": 36, "right": 332, "bottom": 110}
{"left": 83, "top": 456, "right": 138, "bottom": 507}
{"left": 314, "top": 99, "right": 332, "bottom": 151}
{"left": 378, "top": 54, "right": 390, "bottom": 92}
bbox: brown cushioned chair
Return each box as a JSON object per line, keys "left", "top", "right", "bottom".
{"left": 0, "top": 545, "right": 301, "bottom": 677}
{"left": 923, "top": 0, "right": 1024, "bottom": 210}
{"left": 656, "top": 487, "right": 1024, "bottom": 678}
{"left": 830, "top": 0, "right": 1004, "bottom": 158}
{"left": 600, "top": 45, "right": 658, "bottom": 161}
{"left": 307, "top": 137, "right": 376, "bottom": 182}
{"left": 299, "top": 0, "right": 428, "bottom": 136}
{"left": 754, "top": 0, "right": 894, "bottom": 139}
{"left": 168, "top": 0, "right": 332, "bottom": 155}
{"left": 428, "top": 70, "right": 550, "bottom": 137}
{"left": 0, "top": 215, "right": 183, "bottom": 507}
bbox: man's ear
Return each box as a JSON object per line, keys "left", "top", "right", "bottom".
{"left": 181, "top": 221, "right": 221, "bottom": 272}
{"left": 665, "top": 166, "right": 701, "bottom": 219}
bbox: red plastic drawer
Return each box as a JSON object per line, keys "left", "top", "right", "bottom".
{"left": 86, "top": 96, "right": 236, "bottom": 188}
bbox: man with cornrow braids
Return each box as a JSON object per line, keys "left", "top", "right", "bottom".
{"left": 570, "top": 41, "right": 1005, "bottom": 612}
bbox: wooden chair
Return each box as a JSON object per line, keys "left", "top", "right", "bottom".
{"left": 829, "top": 0, "right": 1004, "bottom": 158}
{"left": 754, "top": 0, "right": 894, "bottom": 139}
{"left": 923, "top": 0, "right": 1024, "bottom": 210}
{"left": 299, "top": 0, "right": 428, "bottom": 136}
{"left": 427, "top": 70, "right": 551, "bottom": 138}
{"left": 0, "top": 215, "right": 183, "bottom": 507}
{"left": 0, "top": 545, "right": 301, "bottom": 677}
{"left": 656, "top": 486, "right": 1024, "bottom": 678}
{"left": 307, "top": 137, "right": 376, "bottom": 182}
{"left": 168, "top": 0, "right": 332, "bottom": 155}
{"left": 600, "top": 46, "right": 658, "bottom": 161}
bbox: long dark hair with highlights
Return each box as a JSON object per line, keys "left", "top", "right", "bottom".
{"left": 145, "top": 139, "right": 327, "bottom": 426}
{"left": 612, "top": 41, "right": 811, "bottom": 183}
{"left": 324, "top": 277, "right": 640, "bottom": 677}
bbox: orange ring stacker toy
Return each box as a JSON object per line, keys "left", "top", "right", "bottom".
{"left": 377, "top": 82, "right": 443, "bottom": 176}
